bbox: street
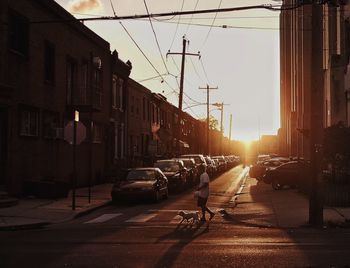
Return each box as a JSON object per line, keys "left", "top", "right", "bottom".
{"left": 1, "top": 166, "right": 350, "bottom": 267}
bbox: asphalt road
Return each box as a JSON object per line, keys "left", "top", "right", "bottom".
{"left": 1, "top": 166, "right": 350, "bottom": 268}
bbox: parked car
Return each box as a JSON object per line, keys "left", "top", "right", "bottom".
{"left": 154, "top": 159, "right": 189, "bottom": 192}
{"left": 173, "top": 158, "right": 198, "bottom": 186}
{"left": 249, "top": 157, "right": 290, "bottom": 181}
{"left": 212, "top": 155, "right": 227, "bottom": 172}
{"left": 180, "top": 154, "right": 207, "bottom": 180}
{"left": 263, "top": 161, "right": 310, "bottom": 190}
{"left": 204, "top": 156, "right": 216, "bottom": 178}
{"left": 111, "top": 168, "right": 168, "bottom": 203}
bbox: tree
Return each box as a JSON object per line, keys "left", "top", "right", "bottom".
{"left": 200, "top": 115, "right": 219, "bottom": 130}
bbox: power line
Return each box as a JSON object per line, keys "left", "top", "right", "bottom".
{"left": 199, "top": 58, "right": 210, "bottom": 84}
{"left": 30, "top": 3, "right": 306, "bottom": 24}
{"left": 143, "top": 0, "right": 170, "bottom": 74}
{"left": 201, "top": 0, "right": 223, "bottom": 48}
{"left": 185, "top": 0, "right": 200, "bottom": 34}
{"left": 118, "top": 22, "right": 166, "bottom": 82}
{"left": 147, "top": 18, "right": 279, "bottom": 30}
{"left": 169, "top": 0, "right": 185, "bottom": 51}
{"left": 189, "top": 56, "right": 205, "bottom": 84}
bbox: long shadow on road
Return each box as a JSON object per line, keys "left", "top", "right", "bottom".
{"left": 153, "top": 221, "right": 210, "bottom": 268}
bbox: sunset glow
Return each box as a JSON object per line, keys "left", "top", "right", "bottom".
{"left": 56, "top": 0, "right": 280, "bottom": 142}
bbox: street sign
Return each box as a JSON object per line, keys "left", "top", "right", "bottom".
{"left": 64, "top": 121, "right": 86, "bottom": 145}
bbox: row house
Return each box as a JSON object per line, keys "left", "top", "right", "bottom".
{"left": 126, "top": 79, "right": 153, "bottom": 167}
{"left": 127, "top": 78, "right": 208, "bottom": 165}
{"left": 279, "top": 1, "right": 350, "bottom": 158}
{"left": 0, "top": 0, "right": 226, "bottom": 196}
{"left": 0, "top": 0, "right": 131, "bottom": 195}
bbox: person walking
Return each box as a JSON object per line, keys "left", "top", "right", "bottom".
{"left": 196, "top": 164, "right": 215, "bottom": 222}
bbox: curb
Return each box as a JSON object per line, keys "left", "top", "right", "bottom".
{"left": 229, "top": 168, "right": 249, "bottom": 207}
{"left": 73, "top": 200, "right": 112, "bottom": 219}
{"left": 0, "top": 200, "right": 112, "bottom": 231}
{"left": 0, "top": 221, "right": 50, "bottom": 231}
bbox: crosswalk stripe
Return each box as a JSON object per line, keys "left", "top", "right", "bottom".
{"left": 148, "top": 209, "right": 180, "bottom": 213}
{"left": 170, "top": 215, "right": 183, "bottom": 224}
{"left": 125, "top": 213, "right": 158, "bottom": 223}
{"left": 84, "top": 213, "right": 122, "bottom": 224}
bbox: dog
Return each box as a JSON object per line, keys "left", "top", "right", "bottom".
{"left": 177, "top": 210, "right": 200, "bottom": 224}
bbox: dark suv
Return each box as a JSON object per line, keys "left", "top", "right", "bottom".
{"left": 154, "top": 159, "right": 189, "bottom": 192}
{"left": 180, "top": 154, "right": 207, "bottom": 181}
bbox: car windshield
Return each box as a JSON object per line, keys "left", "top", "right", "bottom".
{"left": 182, "top": 155, "right": 201, "bottom": 164}
{"left": 181, "top": 160, "right": 192, "bottom": 168}
{"left": 155, "top": 162, "right": 179, "bottom": 172}
{"left": 125, "top": 170, "right": 155, "bottom": 181}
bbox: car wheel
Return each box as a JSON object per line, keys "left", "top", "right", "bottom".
{"left": 164, "top": 188, "right": 169, "bottom": 199}
{"left": 272, "top": 180, "right": 282, "bottom": 190}
{"left": 153, "top": 190, "right": 161, "bottom": 203}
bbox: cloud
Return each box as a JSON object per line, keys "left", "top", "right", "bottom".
{"left": 67, "top": 0, "right": 103, "bottom": 13}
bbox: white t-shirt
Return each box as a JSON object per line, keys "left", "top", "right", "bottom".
{"left": 198, "top": 172, "right": 210, "bottom": 198}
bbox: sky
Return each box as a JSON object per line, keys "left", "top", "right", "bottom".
{"left": 56, "top": 0, "right": 281, "bottom": 142}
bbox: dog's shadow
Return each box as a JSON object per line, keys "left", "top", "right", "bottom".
{"left": 153, "top": 216, "right": 209, "bottom": 267}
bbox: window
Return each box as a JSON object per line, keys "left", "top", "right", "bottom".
{"left": 44, "top": 41, "right": 55, "bottom": 84}
{"left": 66, "top": 58, "right": 77, "bottom": 105}
{"left": 147, "top": 100, "right": 151, "bottom": 122}
{"left": 20, "top": 108, "right": 39, "bottom": 137}
{"left": 42, "top": 111, "right": 60, "bottom": 139}
{"left": 92, "top": 67, "right": 102, "bottom": 106}
{"left": 142, "top": 97, "right": 146, "bottom": 121}
{"left": 92, "top": 123, "right": 103, "bottom": 143}
{"left": 112, "top": 77, "right": 117, "bottom": 108}
{"left": 112, "top": 76, "right": 124, "bottom": 109}
{"left": 118, "top": 78, "right": 123, "bottom": 110}
{"left": 81, "top": 62, "right": 88, "bottom": 104}
{"left": 8, "top": 10, "right": 28, "bottom": 56}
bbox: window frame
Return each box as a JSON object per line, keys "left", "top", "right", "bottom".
{"left": 8, "top": 9, "right": 29, "bottom": 57}
{"left": 44, "top": 40, "right": 55, "bottom": 85}
{"left": 19, "top": 106, "right": 40, "bottom": 137}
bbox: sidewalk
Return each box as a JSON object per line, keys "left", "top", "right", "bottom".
{"left": 230, "top": 176, "right": 350, "bottom": 228}
{"left": 0, "top": 183, "right": 113, "bottom": 230}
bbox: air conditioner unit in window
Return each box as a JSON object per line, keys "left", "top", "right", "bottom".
{"left": 54, "top": 128, "right": 64, "bottom": 139}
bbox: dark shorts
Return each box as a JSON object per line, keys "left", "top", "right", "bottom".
{"left": 197, "top": 196, "right": 208, "bottom": 207}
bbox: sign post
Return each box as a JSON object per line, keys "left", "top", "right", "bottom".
{"left": 64, "top": 111, "right": 86, "bottom": 210}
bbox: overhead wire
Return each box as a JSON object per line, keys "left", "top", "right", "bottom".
{"left": 201, "top": 0, "right": 223, "bottom": 49}
{"left": 199, "top": 58, "right": 210, "bottom": 84}
{"left": 118, "top": 22, "right": 166, "bottom": 83}
{"left": 170, "top": 55, "right": 204, "bottom": 105}
{"left": 31, "top": 2, "right": 313, "bottom": 24}
{"left": 143, "top": 0, "right": 170, "bottom": 74}
{"left": 144, "top": 18, "right": 279, "bottom": 30}
{"left": 185, "top": 0, "right": 201, "bottom": 34}
{"left": 189, "top": 56, "right": 205, "bottom": 84}
{"left": 109, "top": 0, "right": 178, "bottom": 98}
{"left": 169, "top": 0, "right": 185, "bottom": 51}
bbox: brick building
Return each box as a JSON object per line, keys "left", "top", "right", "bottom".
{"left": 0, "top": 0, "right": 131, "bottom": 194}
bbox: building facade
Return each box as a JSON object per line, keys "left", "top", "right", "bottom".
{"left": 0, "top": 0, "right": 131, "bottom": 194}
{"left": 279, "top": 1, "right": 350, "bottom": 159}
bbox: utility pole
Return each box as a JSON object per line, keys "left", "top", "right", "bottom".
{"left": 213, "top": 102, "right": 228, "bottom": 155}
{"left": 309, "top": 2, "right": 324, "bottom": 226}
{"left": 229, "top": 113, "right": 232, "bottom": 141}
{"left": 220, "top": 102, "right": 224, "bottom": 154}
{"left": 167, "top": 37, "right": 200, "bottom": 155}
{"left": 199, "top": 84, "right": 218, "bottom": 155}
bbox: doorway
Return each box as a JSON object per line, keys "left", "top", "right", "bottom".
{"left": 0, "top": 108, "right": 8, "bottom": 187}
